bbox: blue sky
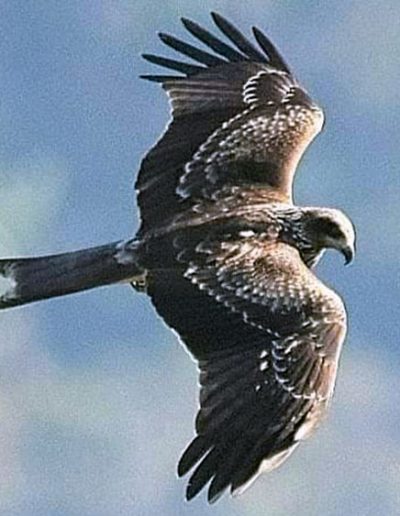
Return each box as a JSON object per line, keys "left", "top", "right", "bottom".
{"left": 0, "top": 1, "right": 399, "bottom": 515}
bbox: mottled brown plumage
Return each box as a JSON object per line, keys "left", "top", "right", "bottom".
{"left": 0, "top": 13, "right": 355, "bottom": 504}
{"left": 136, "top": 12, "right": 354, "bottom": 501}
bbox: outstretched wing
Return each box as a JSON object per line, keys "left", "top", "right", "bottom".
{"left": 145, "top": 233, "right": 346, "bottom": 502}
{"left": 136, "top": 13, "right": 324, "bottom": 235}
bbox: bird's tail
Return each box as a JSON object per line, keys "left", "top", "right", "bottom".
{"left": 0, "top": 240, "right": 144, "bottom": 309}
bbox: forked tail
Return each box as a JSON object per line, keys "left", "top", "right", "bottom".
{"left": 0, "top": 240, "right": 144, "bottom": 309}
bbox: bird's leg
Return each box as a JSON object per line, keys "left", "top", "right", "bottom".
{"left": 130, "top": 270, "right": 148, "bottom": 293}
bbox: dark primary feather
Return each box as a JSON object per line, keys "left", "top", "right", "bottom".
{"left": 139, "top": 74, "right": 185, "bottom": 83}
{"left": 252, "top": 26, "right": 291, "bottom": 73}
{"left": 210, "top": 12, "right": 268, "bottom": 63}
{"left": 181, "top": 17, "right": 245, "bottom": 62}
{"left": 142, "top": 53, "right": 204, "bottom": 75}
{"left": 158, "top": 32, "right": 225, "bottom": 67}
{"left": 141, "top": 12, "right": 290, "bottom": 83}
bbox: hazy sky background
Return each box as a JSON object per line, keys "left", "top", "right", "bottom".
{"left": 0, "top": 1, "right": 399, "bottom": 515}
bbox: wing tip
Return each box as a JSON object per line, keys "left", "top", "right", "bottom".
{"left": 177, "top": 459, "right": 188, "bottom": 478}
{"left": 252, "top": 25, "right": 292, "bottom": 73}
{"left": 210, "top": 11, "right": 222, "bottom": 23}
{"left": 210, "top": 11, "right": 231, "bottom": 33}
{"left": 145, "top": 12, "right": 291, "bottom": 80}
{"left": 180, "top": 16, "right": 192, "bottom": 27}
{"left": 158, "top": 31, "right": 169, "bottom": 43}
{"left": 180, "top": 16, "right": 204, "bottom": 36}
{"left": 139, "top": 74, "right": 178, "bottom": 83}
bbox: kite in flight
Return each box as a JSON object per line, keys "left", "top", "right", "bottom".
{"left": 0, "top": 13, "right": 355, "bottom": 503}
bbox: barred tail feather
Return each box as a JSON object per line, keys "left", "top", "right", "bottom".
{"left": 0, "top": 240, "right": 143, "bottom": 309}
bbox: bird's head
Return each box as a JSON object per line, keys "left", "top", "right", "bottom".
{"left": 302, "top": 208, "right": 356, "bottom": 264}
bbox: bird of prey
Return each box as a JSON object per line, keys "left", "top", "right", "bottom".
{"left": 0, "top": 13, "right": 355, "bottom": 503}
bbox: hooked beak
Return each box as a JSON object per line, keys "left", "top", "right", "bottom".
{"left": 342, "top": 244, "right": 355, "bottom": 265}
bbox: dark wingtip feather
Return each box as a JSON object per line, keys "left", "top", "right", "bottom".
{"left": 180, "top": 16, "right": 191, "bottom": 26}
{"left": 252, "top": 26, "right": 291, "bottom": 73}
{"left": 181, "top": 16, "right": 202, "bottom": 34}
{"left": 210, "top": 12, "right": 267, "bottom": 63}
{"left": 142, "top": 53, "right": 204, "bottom": 75}
{"left": 210, "top": 11, "right": 222, "bottom": 23}
{"left": 144, "top": 14, "right": 288, "bottom": 84}
{"left": 178, "top": 435, "right": 209, "bottom": 477}
{"left": 181, "top": 15, "right": 244, "bottom": 62}
{"left": 185, "top": 448, "right": 219, "bottom": 501}
{"left": 158, "top": 31, "right": 225, "bottom": 67}
{"left": 178, "top": 456, "right": 189, "bottom": 478}
{"left": 186, "top": 483, "right": 201, "bottom": 501}
{"left": 207, "top": 478, "right": 229, "bottom": 504}
{"left": 158, "top": 31, "right": 172, "bottom": 44}
{"left": 139, "top": 74, "right": 183, "bottom": 83}
{"left": 158, "top": 32, "right": 181, "bottom": 51}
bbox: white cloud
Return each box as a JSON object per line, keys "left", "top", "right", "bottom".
{"left": 0, "top": 155, "right": 69, "bottom": 255}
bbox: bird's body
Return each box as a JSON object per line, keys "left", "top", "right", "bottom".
{"left": 0, "top": 13, "right": 355, "bottom": 503}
